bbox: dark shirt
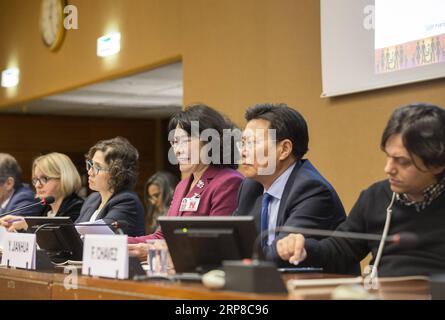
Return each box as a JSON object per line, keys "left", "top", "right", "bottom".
{"left": 41, "top": 193, "right": 84, "bottom": 222}
{"left": 304, "top": 180, "right": 445, "bottom": 276}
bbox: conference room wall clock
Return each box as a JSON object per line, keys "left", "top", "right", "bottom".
{"left": 40, "top": 0, "right": 67, "bottom": 51}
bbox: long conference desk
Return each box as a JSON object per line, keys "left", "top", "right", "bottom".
{"left": 0, "top": 266, "right": 431, "bottom": 300}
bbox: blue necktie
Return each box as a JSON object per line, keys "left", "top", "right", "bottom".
{"left": 260, "top": 192, "right": 272, "bottom": 247}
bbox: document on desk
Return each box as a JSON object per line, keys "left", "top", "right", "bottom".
{"left": 75, "top": 219, "right": 115, "bottom": 235}
{"left": 53, "top": 260, "right": 83, "bottom": 266}
{"left": 287, "top": 276, "right": 364, "bottom": 288}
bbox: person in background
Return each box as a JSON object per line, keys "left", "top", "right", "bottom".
{"left": 0, "top": 152, "right": 84, "bottom": 232}
{"left": 76, "top": 136, "right": 145, "bottom": 237}
{"left": 143, "top": 171, "right": 178, "bottom": 234}
{"left": 0, "top": 153, "right": 40, "bottom": 216}
{"left": 128, "top": 104, "right": 244, "bottom": 259}
{"left": 277, "top": 103, "right": 445, "bottom": 277}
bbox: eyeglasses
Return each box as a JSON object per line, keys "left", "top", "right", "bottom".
{"left": 169, "top": 136, "right": 191, "bottom": 148}
{"left": 32, "top": 176, "right": 58, "bottom": 186}
{"left": 236, "top": 136, "right": 276, "bottom": 151}
{"left": 236, "top": 138, "right": 262, "bottom": 151}
{"left": 86, "top": 159, "right": 108, "bottom": 175}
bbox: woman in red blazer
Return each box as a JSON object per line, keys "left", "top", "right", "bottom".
{"left": 128, "top": 104, "right": 243, "bottom": 247}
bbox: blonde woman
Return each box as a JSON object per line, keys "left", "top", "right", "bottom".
{"left": 32, "top": 152, "right": 84, "bottom": 220}
{"left": 0, "top": 153, "right": 84, "bottom": 231}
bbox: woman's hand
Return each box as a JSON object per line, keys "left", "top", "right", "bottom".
{"left": 128, "top": 243, "right": 149, "bottom": 261}
{"left": 0, "top": 215, "right": 29, "bottom": 232}
{"left": 128, "top": 240, "right": 175, "bottom": 274}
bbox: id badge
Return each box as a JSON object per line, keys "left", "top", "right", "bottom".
{"left": 179, "top": 196, "right": 201, "bottom": 212}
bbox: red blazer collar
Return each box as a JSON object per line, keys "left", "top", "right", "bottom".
{"left": 182, "top": 166, "right": 224, "bottom": 198}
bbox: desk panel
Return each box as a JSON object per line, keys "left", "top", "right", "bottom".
{"left": 0, "top": 268, "right": 53, "bottom": 300}
{"left": 0, "top": 267, "right": 432, "bottom": 300}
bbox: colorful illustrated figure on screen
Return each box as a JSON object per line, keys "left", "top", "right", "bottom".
{"left": 423, "top": 38, "right": 433, "bottom": 64}
{"left": 386, "top": 47, "right": 397, "bottom": 71}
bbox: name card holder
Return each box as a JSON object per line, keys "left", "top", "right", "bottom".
{"left": 1, "top": 233, "right": 36, "bottom": 270}
{"left": 82, "top": 235, "right": 129, "bottom": 280}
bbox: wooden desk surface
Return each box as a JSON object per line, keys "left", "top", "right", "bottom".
{"left": 0, "top": 267, "right": 432, "bottom": 300}
{"left": 0, "top": 267, "right": 53, "bottom": 300}
{"left": 51, "top": 273, "right": 287, "bottom": 300}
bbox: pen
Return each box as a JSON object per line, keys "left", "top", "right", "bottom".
{"left": 4, "top": 218, "right": 24, "bottom": 224}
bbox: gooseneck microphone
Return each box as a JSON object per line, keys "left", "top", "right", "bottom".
{"left": 0, "top": 196, "right": 55, "bottom": 218}
{"left": 371, "top": 192, "right": 396, "bottom": 278}
{"left": 223, "top": 225, "right": 419, "bottom": 294}
{"left": 111, "top": 220, "right": 128, "bottom": 235}
{"left": 252, "top": 225, "right": 419, "bottom": 260}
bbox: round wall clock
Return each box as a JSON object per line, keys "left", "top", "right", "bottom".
{"left": 40, "top": 0, "right": 67, "bottom": 51}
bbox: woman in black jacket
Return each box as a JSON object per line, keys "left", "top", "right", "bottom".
{"left": 75, "top": 136, "right": 145, "bottom": 237}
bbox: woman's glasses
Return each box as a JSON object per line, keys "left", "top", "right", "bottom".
{"left": 31, "top": 176, "right": 58, "bottom": 186}
{"left": 86, "top": 159, "right": 109, "bottom": 175}
{"left": 169, "top": 136, "right": 191, "bottom": 148}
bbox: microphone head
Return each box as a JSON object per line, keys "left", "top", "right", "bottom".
{"left": 42, "top": 196, "right": 56, "bottom": 205}
{"left": 111, "top": 220, "right": 128, "bottom": 232}
{"left": 392, "top": 232, "right": 419, "bottom": 249}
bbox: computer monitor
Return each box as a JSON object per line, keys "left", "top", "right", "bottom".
{"left": 24, "top": 216, "right": 72, "bottom": 232}
{"left": 24, "top": 216, "right": 83, "bottom": 262}
{"left": 158, "top": 216, "right": 260, "bottom": 273}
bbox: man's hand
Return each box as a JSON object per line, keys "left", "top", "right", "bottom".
{"left": 277, "top": 233, "right": 307, "bottom": 265}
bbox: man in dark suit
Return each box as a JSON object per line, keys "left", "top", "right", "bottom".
{"left": 0, "top": 153, "right": 41, "bottom": 216}
{"left": 234, "top": 103, "right": 346, "bottom": 266}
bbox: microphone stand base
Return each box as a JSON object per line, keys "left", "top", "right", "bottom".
{"left": 222, "top": 260, "right": 287, "bottom": 294}
{"left": 36, "top": 250, "right": 55, "bottom": 272}
{"left": 431, "top": 274, "right": 445, "bottom": 300}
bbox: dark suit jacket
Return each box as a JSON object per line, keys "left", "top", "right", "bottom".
{"left": 41, "top": 193, "right": 84, "bottom": 222}
{"left": 234, "top": 159, "right": 346, "bottom": 265}
{"left": 4, "top": 184, "right": 42, "bottom": 216}
{"left": 76, "top": 190, "right": 145, "bottom": 237}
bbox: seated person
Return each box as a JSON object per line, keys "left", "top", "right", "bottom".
{"left": 0, "top": 152, "right": 84, "bottom": 231}
{"left": 76, "top": 136, "right": 145, "bottom": 237}
{"left": 143, "top": 171, "right": 179, "bottom": 234}
{"left": 128, "top": 104, "right": 244, "bottom": 258}
{"left": 0, "top": 153, "right": 40, "bottom": 216}
{"left": 277, "top": 103, "right": 445, "bottom": 277}
{"left": 234, "top": 103, "right": 346, "bottom": 266}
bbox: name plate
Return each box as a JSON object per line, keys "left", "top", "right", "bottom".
{"left": 82, "top": 235, "right": 129, "bottom": 279}
{"left": 0, "top": 232, "right": 36, "bottom": 269}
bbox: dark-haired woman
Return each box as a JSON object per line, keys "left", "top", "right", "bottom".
{"left": 76, "top": 136, "right": 145, "bottom": 237}
{"left": 143, "top": 171, "right": 179, "bottom": 233}
{"left": 128, "top": 104, "right": 244, "bottom": 247}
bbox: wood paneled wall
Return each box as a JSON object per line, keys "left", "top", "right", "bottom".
{"left": 0, "top": 114, "right": 174, "bottom": 200}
